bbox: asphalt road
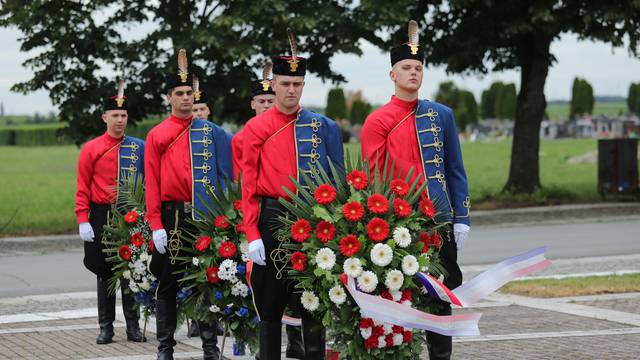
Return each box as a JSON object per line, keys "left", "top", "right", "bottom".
{"left": 1, "top": 219, "right": 639, "bottom": 298}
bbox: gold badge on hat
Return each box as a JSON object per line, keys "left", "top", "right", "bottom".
{"left": 177, "top": 49, "right": 189, "bottom": 83}
{"left": 260, "top": 80, "right": 270, "bottom": 91}
{"left": 260, "top": 62, "right": 272, "bottom": 91}
{"left": 116, "top": 79, "right": 125, "bottom": 108}
{"left": 408, "top": 20, "right": 419, "bottom": 56}
{"left": 287, "top": 59, "right": 300, "bottom": 73}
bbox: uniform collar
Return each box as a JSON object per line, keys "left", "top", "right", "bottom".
{"left": 273, "top": 103, "right": 300, "bottom": 121}
{"left": 390, "top": 95, "right": 419, "bottom": 110}
{"left": 104, "top": 131, "right": 124, "bottom": 144}
{"left": 169, "top": 113, "right": 193, "bottom": 125}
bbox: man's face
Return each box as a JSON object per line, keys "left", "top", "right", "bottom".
{"left": 192, "top": 103, "right": 211, "bottom": 120}
{"left": 167, "top": 85, "right": 194, "bottom": 113}
{"left": 102, "top": 110, "right": 128, "bottom": 134}
{"left": 251, "top": 94, "right": 276, "bottom": 115}
{"left": 390, "top": 59, "right": 424, "bottom": 92}
{"left": 271, "top": 75, "right": 304, "bottom": 109}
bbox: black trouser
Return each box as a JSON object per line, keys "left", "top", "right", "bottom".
{"left": 426, "top": 227, "right": 463, "bottom": 360}
{"left": 83, "top": 203, "right": 113, "bottom": 280}
{"left": 251, "top": 198, "right": 325, "bottom": 360}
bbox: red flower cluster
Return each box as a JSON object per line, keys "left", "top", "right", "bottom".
{"left": 366, "top": 217, "right": 389, "bottom": 242}
{"left": 420, "top": 232, "right": 442, "bottom": 252}
{"left": 339, "top": 234, "right": 361, "bottom": 256}
{"left": 342, "top": 201, "right": 365, "bottom": 222}
{"left": 233, "top": 200, "right": 242, "bottom": 211}
{"left": 346, "top": 170, "right": 368, "bottom": 190}
{"left": 206, "top": 266, "right": 220, "bottom": 284}
{"left": 419, "top": 196, "right": 435, "bottom": 218}
{"left": 130, "top": 232, "right": 144, "bottom": 247}
{"left": 218, "top": 241, "right": 237, "bottom": 258}
{"left": 195, "top": 235, "right": 212, "bottom": 251}
{"left": 315, "top": 221, "right": 336, "bottom": 243}
{"left": 291, "top": 219, "right": 312, "bottom": 242}
{"left": 291, "top": 251, "right": 307, "bottom": 271}
{"left": 390, "top": 179, "right": 409, "bottom": 197}
{"left": 392, "top": 198, "right": 412, "bottom": 218}
{"left": 124, "top": 210, "right": 139, "bottom": 224}
{"left": 119, "top": 244, "right": 132, "bottom": 261}
{"left": 314, "top": 184, "right": 337, "bottom": 205}
{"left": 214, "top": 215, "right": 231, "bottom": 229}
{"left": 367, "top": 194, "right": 389, "bottom": 214}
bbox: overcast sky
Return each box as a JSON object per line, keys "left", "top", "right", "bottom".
{"left": 1, "top": 26, "right": 639, "bottom": 115}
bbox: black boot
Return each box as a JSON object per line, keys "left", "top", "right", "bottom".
{"left": 301, "top": 317, "right": 325, "bottom": 360}
{"left": 96, "top": 278, "right": 115, "bottom": 344}
{"left": 156, "top": 298, "right": 177, "bottom": 360}
{"left": 426, "top": 331, "right": 452, "bottom": 360}
{"left": 285, "top": 325, "right": 305, "bottom": 359}
{"left": 187, "top": 319, "right": 200, "bottom": 338}
{"left": 198, "top": 321, "right": 220, "bottom": 360}
{"left": 121, "top": 285, "right": 146, "bottom": 342}
{"left": 259, "top": 321, "right": 282, "bottom": 360}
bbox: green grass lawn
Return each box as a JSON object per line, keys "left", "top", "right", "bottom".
{"left": 546, "top": 101, "right": 627, "bottom": 121}
{"left": 0, "top": 139, "right": 599, "bottom": 236}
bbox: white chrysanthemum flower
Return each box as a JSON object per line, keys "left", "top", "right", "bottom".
{"left": 209, "top": 305, "right": 220, "bottom": 313}
{"left": 390, "top": 290, "right": 402, "bottom": 302}
{"left": 231, "top": 282, "right": 249, "bottom": 297}
{"left": 328, "top": 285, "right": 347, "bottom": 305}
{"left": 139, "top": 252, "right": 149, "bottom": 262}
{"left": 393, "top": 333, "right": 403, "bottom": 346}
{"left": 384, "top": 270, "right": 404, "bottom": 291}
{"left": 360, "top": 327, "right": 372, "bottom": 339}
{"left": 401, "top": 255, "right": 419, "bottom": 276}
{"left": 301, "top": 291, "right": 320, "bottom": 311}
{"left": 377, "top": 336, "right": 386, "bottom": 348}
{"left": 220, "top": 259, "right": 237, "bottom": 272}
{"left": 383, "top": 324, "right": 393, "bottom": 335}
{"left": 393, "top": 227, "right": 412, "bottom": 248}
{"left": 315, "top": 248, "right": 336, "bottom": 270}
{"left": 370, "top": 243, "right": 393, "bottom": 267}
{"left": 343, "top": 258, "right": 363, "bottom": 278}
{"left": 128, "top": 281, "right": 139, "bottom": 293}
{"left": 122, "top": 270, "right": 131, "bottom": 280}
{"left": 134, "top": 260, "right": 146, "bottom": 274}
{"left": 139, "top": 280, "right": 151, "bottom": 291}
{"left": 218, "top": 259, "right": 238, "bottom": 281}
{"left": 192, "top": 257, "right": 200, "bottom": 266}
{"left": 357, "top": 271, "right": 378, "bottom": 293}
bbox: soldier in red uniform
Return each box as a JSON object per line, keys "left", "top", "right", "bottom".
{"left": 361, "top": 21, "right": 471, "bottom": 360}
{"left": 145, "top": 50, "right": 233, "bottom": 360}
{"left": 238, "top": 31, "right": 344, "bottom": 360}
{"left": 75, "top": 81, "right": 145, "bottom": 344}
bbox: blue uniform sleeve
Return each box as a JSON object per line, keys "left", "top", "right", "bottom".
{"left": 214, "top": 125, "right": 235, "bottom": 183}
{"left": 442, "top": 107, "right": 471, "bottom": 225}
{"left": 137, "top": 139, "right": 145, "bottom": 177}
{"left": 324, "top": 117, "right": 345, "bottom": 182}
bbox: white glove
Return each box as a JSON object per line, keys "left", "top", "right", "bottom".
{"left": 79, "top": 222, "right": 94, "bottom": 242}
{"left": 453, "top": 223, "right": 470, "bottom": 250}
{"left": 248, "top": 239, "right": 266, "bottom": 266}
{"left": 153, "top": 229, "right": 168, "bottom": 254}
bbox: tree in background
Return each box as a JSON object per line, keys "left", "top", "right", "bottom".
{"left": 480, "top": 81, "right": 504, "bottom": 119}
{"left": 325, "top": 88, "right": 348, "bottom": 120}
{"left": 349, "top": 99, "right": 372, "bottom": 125}
{"left": 628, "top": 83, "right": 640, "bottom": 115}
{"left": 421, "top": 1, "right": 640, "bottom": 194}
{"left": 570, "top": 77, "right": 594, "bottom": 119}
{"left": 495, "top": 83, "right": 517, "bottom": 120}
{"left": 435, "top": 81, "right": 478, "bottom": 130}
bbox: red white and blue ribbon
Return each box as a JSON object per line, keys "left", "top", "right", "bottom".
{"left": 419, "top": 247, "right": 552, "bottom": 307}
{"left": 342, "top": 275, "right": 481, "bottom": 336}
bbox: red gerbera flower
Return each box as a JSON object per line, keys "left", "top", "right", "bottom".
{"left": 429, "top": 232, "right": 442, "bottom": 248}
{"left": 346, "top": 170, "right": 368, "bottom": 190}
{"left": 233, "top": 200, "right": 242, "bottom": 211}
{"left": 385, "top": 333, "right": 394, "bottom": 347}
{"left": 315, "top": 221, "right": 336, "bottom": 243}
{"left": 130, "top": 232, "right": 144, "bottom": 247}
{"left": 419, "top": 197, "right": 435, "bottom": 218}
{"left": 359, "top": 318, "right": 374, "bottom": 328}
{"left": 314, "top": 184, "right": 337, "bottom": 205}
{"left": 366, "top": 217, "right": 389, "bottom": 242}
{"left": 390, "top": 179, "right": 410, "bottom": 197}
{"left": 393, "top": 198, "right": 412, "bottom": 218}
{"left": 380, "top": 290, "right": 393, "bottom": 301}
{"left": 403, "top": 330, "right": 413, "bottom": 343}
{"left": 372, "top": 325, "right": 385, "bottom": 338}
{"left": 195, "top": 235, "right": 212, "bottom": 252}
{"left": 214, "top": 215, "right": 231, "bottom": 230}
{"left": 206, "top": 266, "right": 220, "bottom": 284}
{"left": 364, "top": 336, "right": 377, "bottom": 349}
{"left": 118, "top": 245, "right": 132, "bottom": 261}
{"left": 367, "top": 194, "right": 389, "bottom": 214}
{"left": 290, "top": 251, "right": 307, "bottom": 272}
{"left": 339, "top": 234, "right": 361, "bottom": 256}
{"left": 392, "top": 325, "right": 404, "bottom": 334}
{"left": 342, "top": 201, "right": 365, "bottom": 222}
{"left": 124, "top": 210, "right": 138, "bottom": 224}
{"left": 218, "top": 241, "right": 237, "bottom": 258}
{"left": 420, "top": 232, "right": 430, "bottom": 253}
{"left": 291, "top": 219, "right": 312, "bottom": 242}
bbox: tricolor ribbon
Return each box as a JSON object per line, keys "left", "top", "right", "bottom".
{"left": 418, "top": 247, "right": 552, "bottom": 307}
{"left": 341, "top": 275, "right": 481, "bottom": 336}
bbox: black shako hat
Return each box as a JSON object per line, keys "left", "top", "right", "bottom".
{"left": 251, "top": 62, "right": 276, "bottom": 97}
{"left": 390, "top": 20, "right": 425, "bottom": 66}
{"left": 272, "top": 29, "right": 306, "bottom": 76}
{"left": 165, "top": 49, "right": 194, "bottom": 91}
{"left": 103, "top": 80, "right": 128, "bottom": 111}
